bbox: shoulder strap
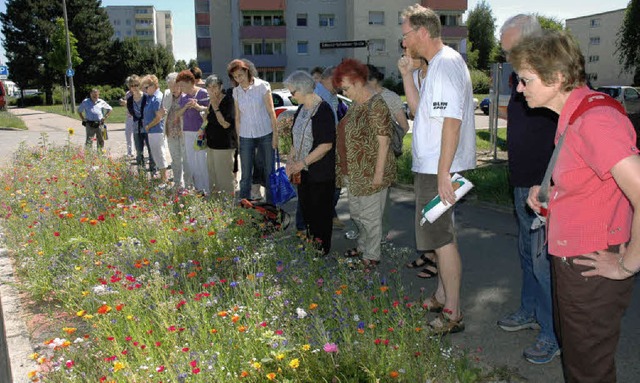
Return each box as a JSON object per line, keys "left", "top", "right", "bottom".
{"left": 538, "top": 92, "right": 627, "bottom": 204}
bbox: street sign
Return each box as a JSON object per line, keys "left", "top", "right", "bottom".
{"left": 0, "top": 65, "right": 8, "bottom": 80}
{"left": 66, "top": 68, "right": 75, "bottom": 77}
{"left": 320, "top": 40, "right": 367, "bottom": 49}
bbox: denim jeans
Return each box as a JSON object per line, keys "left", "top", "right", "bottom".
{"left": 134, "top": 131, "right": 155, "bottom": 172}
{"left": 239, "top": 134, "right": 274, "bottom": 203}
{"left": 514, "top": 187, "right": 557, "bottom": 344}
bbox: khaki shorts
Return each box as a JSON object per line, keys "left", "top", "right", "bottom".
{"left": 414, "top": 173, "right": 455, "bottom": 251}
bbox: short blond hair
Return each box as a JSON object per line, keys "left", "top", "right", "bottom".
{"left": 401, "top": 3, "right": 441, "bottom": 38}
{"left": 141, "top": 74, "right": 159, "bottom": 88}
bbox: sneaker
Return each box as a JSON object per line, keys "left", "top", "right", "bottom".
{"left": 332, "top": 217, "right": 346, "bottom": 230}
{"left": 345, "top": 230, "right": 359, "bottom": 240}
{"left": 497, "top": 310, "right": 540, "bottom": 332}
{"left": 523, "top": 338, "right": 561, "bottom": 364}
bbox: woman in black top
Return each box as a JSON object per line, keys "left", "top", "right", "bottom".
{"left": 284, "top": 70, "right": 336, "bottom": 254}
{"left": 204, "top": 75, "right": 236, "bottom": 196}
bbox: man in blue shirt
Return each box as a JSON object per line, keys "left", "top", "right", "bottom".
{"left": 78, "top": 88, "right": 112, "bottom": 150}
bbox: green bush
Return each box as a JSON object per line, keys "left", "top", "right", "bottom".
{"left": 470, "top": 69, "right": 491, "bottom": 94}
{"left": 10, "top": 94, "right": 45, "bottom": 107}
{"left": 79, "top": 85, "right": 126, "bottom": 103}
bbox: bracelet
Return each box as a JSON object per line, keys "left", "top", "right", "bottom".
{"left": 618, "top": 256, "right": 637, "bottom": 276}
{"left": 302, "top": 159, "right": 309, "bottom": 170}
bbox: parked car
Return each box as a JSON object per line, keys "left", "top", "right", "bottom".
{"left": 480, "top": 98, "right": 490, "bottom": 115}
{"left": 271, "top": 89, "right": 298, "bottom": 118}
{"left": 595, "top": 86, "right": 640, "bottom": 115}
{"left": 0, "top": 81, "right": 5, "bottom": 110}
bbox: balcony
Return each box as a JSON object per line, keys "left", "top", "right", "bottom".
{"left": 442, "top": 25, "right": 467, "bottom": 39}
{"left": 240, "top": 54, "right": 287, "bottom": 68}
{"left": 240, "top": 25, "right": 286, "bottom": 39}
{"left": 422, "top": 0, "right": 467, "bottom": 11}
{"left": 240, "top": 0, "right": 285, "bottom": 11}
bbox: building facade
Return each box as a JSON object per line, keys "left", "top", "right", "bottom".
{"left": 197, "top": 0, "right": 468, "bottom": 85}
{"left": 105, "top": 6, "right": 174, "bottom": 56}
{"left": 566, "top": 8, "right": 633, "bottom": 87}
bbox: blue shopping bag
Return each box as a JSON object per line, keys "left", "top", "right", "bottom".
{"left": 269, "top": 149, "right": 296, "bottom": 206}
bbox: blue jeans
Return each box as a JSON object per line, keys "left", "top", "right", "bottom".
{"left": 239, "top": 134, "right": 274, "bottom": 203}
{"left": 134, "top": 131, "right": 155, "bottom": 172}
{"left": 514, "top": 187, "right": 557, "bottom": 344}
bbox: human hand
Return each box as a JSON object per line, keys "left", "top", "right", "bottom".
{"left": 437, "top": 173, "right": 456, "bottom": 206}
{"left": 372, "top": 172, "right": 384, "bottom": 187}
{"left": 272, "top": 134, "right": 279, "bottom": 150}
{"left": 397, "top": 55, "right": 413, "bottom": 77}
{"left": 573, "top": 246, "right": 633, "bottom": 280}
{"left": 527, "top": 186, "right": 542, "bottom": 213}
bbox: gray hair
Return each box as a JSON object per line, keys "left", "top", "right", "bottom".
{"left": 165, "top": 72, "right": 178, "bottom": 84}
{"left": 283, "top": 70, "right": 315, "bottom": 96}
{"left": 500, "top": 14, "right": 541, "bottom": 38}
{"left": 321, "top": 66, "right": 335, "bottom": 80}
{"left": 204, "top": 74, "right": 223, "bottom": 88}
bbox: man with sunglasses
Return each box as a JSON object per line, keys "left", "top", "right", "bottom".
{"left": 497, "top": 14, "right": 559, "bottom": 364}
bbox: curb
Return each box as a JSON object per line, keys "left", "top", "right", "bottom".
{"left": 0, "top": 248, "right": 37, "bottom": 383}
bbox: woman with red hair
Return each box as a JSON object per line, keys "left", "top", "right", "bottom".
{"left": 333, "top": 59, "right": 396, "bottom": 270}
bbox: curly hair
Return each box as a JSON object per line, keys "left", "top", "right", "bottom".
{"left": 175, "top": 70, "right": 196, "bottom": 84}
{"left": 332, "top": 59, "right": 369, "bottom": 90}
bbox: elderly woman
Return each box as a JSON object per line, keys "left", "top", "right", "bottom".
{"left": 122, "top": 75, "right": 154, "bottom": 172}
{"left": 203, "top": 74, "right": 236, "bottom": 196}
{"left": 162, "top": 72, "right": 188, "bottom": 190}
{"left": 227, "top": 59, "right": 278, "bottom": 203}
{"left": 513, "top": 31, "right": 640, "bottom": 382}
{"left": 284, "top": 70, "right": 336, "bottom": 254}
{"left": 333, "top": 59, "right": 396, "bottom": 270}
{"left": 176, "top": 70, "right": 209, "bottom": 194}
{"left": 140, "top": 75, "right": 170, "bottom": 184}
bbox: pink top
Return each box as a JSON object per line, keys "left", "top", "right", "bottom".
{"left": 548, "top": 86, "right": 639, "bottom": 256}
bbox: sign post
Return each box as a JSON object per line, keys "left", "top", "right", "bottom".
{"left": 0, "top": 66, "right": 8, "bottom": 80}
{"left": 319, "top": 40, "right": 368, "bottom": 49}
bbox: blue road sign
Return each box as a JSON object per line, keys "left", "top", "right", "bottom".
{"left": 66, "top": 68, "right": 75, "bottom": 77}
{"left": 0, "top": 65, "right": 8, "bottom": 78}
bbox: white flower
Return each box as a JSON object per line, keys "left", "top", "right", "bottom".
{"left": 295, "top": 307, "right": 307, "bottom": 319}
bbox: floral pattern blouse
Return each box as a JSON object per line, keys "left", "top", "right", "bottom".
{"left": 336, "top": 93, "right": 396, "bottom": 196}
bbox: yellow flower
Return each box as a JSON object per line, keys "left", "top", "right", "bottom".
{"left": 113, "top": 361, "right": 124, "bottom": 372}
{"left": 74, "top": 266, "right": 82, "bottom": 271}
{"left": 275, "top": 353, "right": 285, "bottom": 361}
{"left": 302, "top": 344, "right": 311, "bottom": 351}
{"left": 266, "top": 372, "right": 276, "bottom": 381}
{"left": 27, "top": 370, "right": 37, "bottom": 379}
{"left": 289, "top": 358, "right": 300, "bottom": 369}
{"left": 67, "top": 128, "right": 75, "bottom": 136}
{"left": 62, "top": 327, "right": 77, "bottom": 335}
{"left": 252, "top": 361, "right": 261, "bottom": 370}
{"left": 28, "top": 353, "right": 39, "bottom": 360}
{"left": 308, "top": 303, "right": 318, "bottom": 310}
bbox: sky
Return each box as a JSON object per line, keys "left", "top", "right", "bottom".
{"left": 0, "top": 0, "right": 632, "bottom": 66}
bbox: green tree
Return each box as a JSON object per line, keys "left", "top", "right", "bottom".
{"left": 616, "top": 0, "right": 640, "bottom": 82}
{"left": 536, "top": 14, "right": 564, "bottom": 31}
{"left": 466, "top": 42, "right": 479, "bottom": 69}
{"left": 48, "top": 17, "right": 83, "bottom": 81}
{"left": 466, "top": 0, "right": 496, "bottom": 70}
{"left": 175, "top": 60, "right": 188, "bottom": 72}
{"left": 188, "top": 59, "right": 199, "bottom": 69}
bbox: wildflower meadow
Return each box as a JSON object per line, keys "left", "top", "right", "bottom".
{"left": 0, "top": 134, "right": 483, "bottom": 382}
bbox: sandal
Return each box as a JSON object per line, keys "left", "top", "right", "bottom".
{"left": 362, "top": 259, "right": 380, "bottom": 273}
{"left": 416, "top": 258, "right": 438, "bottom": 279}
{"left": 428, "top": 310, "right": 465, "bottom": 336}
{"left": 343, "top": 248, "right": 361, "bottom": 258}
{"left": 423, "top": 295, "right": 444, "bottom": 313}
{"left": 406, "top": 253, "right": 431, "bottom": 269}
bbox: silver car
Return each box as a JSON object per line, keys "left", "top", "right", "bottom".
{"left": 596, "top": 86, "right": 640, "bottom": 115}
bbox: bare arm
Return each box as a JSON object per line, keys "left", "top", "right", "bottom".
{"left": 574, "top": 155, "right": 640, "bottom": 279}
{"left": 263, "top": 91, "right": 278, "bottom": 149}
{"left": 286, "top": 143, "right": 333, "bottom": 177}
{"left": 437, "top": 117, "right": 461, "bottom": 205}
{"left": 398, "top": 57, "right": 420, "bottom": 117}
{"left": 394, "top": 109, "right": 410, "bottom": 133}
{"left": 373, "top": 135, "right": 390, "bottom": 187}
{"left": 145, "top": 109, "right": 165, "bottom": 131}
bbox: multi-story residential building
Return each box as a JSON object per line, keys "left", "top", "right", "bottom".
{"left": 105, "top": 6, "right": 174, "bottom": 57}
{"left": 198, "top": 0, "right": 468, "bottom": 84}
{"left": 566, "top": 8, "right": 633, "bottom": 87}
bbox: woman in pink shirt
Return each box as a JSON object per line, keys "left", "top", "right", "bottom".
{"left": 512, "top": 31, "right": 640, "bottom": 382}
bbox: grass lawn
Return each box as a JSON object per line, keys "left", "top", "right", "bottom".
{"left": 0, "top": 110, "right": 28, "bottom": 129}
{"left": 31, "top": 104, "right": 128, "bottom": 124}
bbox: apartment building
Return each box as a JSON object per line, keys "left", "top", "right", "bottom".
{"left": 105, "top": 6, "right": 174, "bottom": 56}
{"left": 566, "top": 8, "right": 633, "bottom": 87}
{"left": 197, "top": 0, "right": 468, "bottom": 83}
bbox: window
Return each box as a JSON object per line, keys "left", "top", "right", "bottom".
{"left": 263, "top": 16, "right": 273, "bottom": 26}
{"left": 115, "top": 31, "right": 121, "bottom": 37}
{"left": 243, "top": 16, "right": 252, "bottom": 26}
{"left": 297, "top": 41, "right": 309, "bottom": 54}
{"left": 369, "top": 11, "right": 384, "bottom": 25}
{"left": 253, "top": 42, "right": 263, "bottom": 55}
{"left": 126, "top": 30, "right": 132, "bottom": 36}
{"left": 243, "top": 44, "right": 252, "bottom": 55}
{"left": 273, "top": 42, "right": 283, "bottom": 54}
{"left": 297, "top": 13, "right": 307, "bottom": 27}
{"left": 440, "top": 14, "right": 458, "bottom": 27}
{"left": 273, "top": 15, "right": 283, "bottom": 26}
{"left": 590, "top": 18, "right": 601, "bottom": 28}
{"left": 588, "top": 55, "right": 600, "bottom": 63}
{"left": 589, "top": 37, "right": 600, "bottom": 45}
{"left": 195, "top": 0, "right": 209, "bottom": 13}
{"left": 319, "top": 14, "right": 335, "bottom": 27}
{"left": 126, "top": 19, "right": 131, "bottom": 26}
{"left": 252, "top": 16, "right": 263, "bottom": 26}
{"left": 369, "top": 39, "right": 386, "bottom": 53}
{"left": 196, "top": 25, "right": 210, "bottom": 38}
{"left": 624, "top": 88, "right": 639, "bottom": 101}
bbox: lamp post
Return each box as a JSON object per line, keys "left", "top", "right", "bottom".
{"left": 62, "top": 0, "right": 76, "bottom": 112}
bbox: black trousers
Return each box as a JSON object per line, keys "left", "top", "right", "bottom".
{"left": 298, "top": 176, "right": 334, "bottom": 254}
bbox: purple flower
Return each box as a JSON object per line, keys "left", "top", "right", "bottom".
{"left": 323, "top": 342, "right": 339, "bottom": 353}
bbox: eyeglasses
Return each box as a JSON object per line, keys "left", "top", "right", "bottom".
{"left": 401, "top": 28, "right": 418, "bottom": 40}
{"left": 516, "top": 75, "right": 537, "bottom": 87}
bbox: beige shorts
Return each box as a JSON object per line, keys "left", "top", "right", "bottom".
{"left": 414, "top": 173, "right": 455, "bottom": 251}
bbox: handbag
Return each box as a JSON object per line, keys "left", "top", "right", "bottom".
{"left": 390, "top": 118, "right": 405, "bottom": 157}
{"left": 269, "top": 149, "right": 297, "bottom": 206}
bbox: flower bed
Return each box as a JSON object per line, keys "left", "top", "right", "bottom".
{"left": 0, "top": 138, "right": 481, "bottom": 382}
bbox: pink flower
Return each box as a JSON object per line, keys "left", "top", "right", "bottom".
{"left": 323, "top": 342, "right": 339, "bottom": 353}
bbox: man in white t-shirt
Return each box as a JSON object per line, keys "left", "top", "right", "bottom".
{"left": 398, "top": 4, "right": 476, "bottom": 335}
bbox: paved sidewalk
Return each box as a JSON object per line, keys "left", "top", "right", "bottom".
{"left": 1, "top": 108, "right": 639, "bottom": 382}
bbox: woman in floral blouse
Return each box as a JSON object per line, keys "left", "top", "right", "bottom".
{"left": 333, "top": 59, "right": 396, "bottom": 270}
